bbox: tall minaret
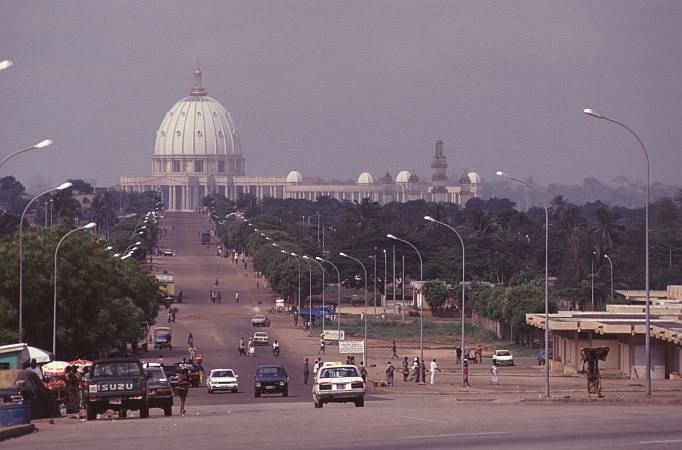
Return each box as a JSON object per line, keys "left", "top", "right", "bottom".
{"left": 431, "top": 137, "right": 448, "bottom": 202}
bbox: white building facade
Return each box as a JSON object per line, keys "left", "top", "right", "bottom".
{"left": 121, "top": 67, "right": 482, "bottom": 211}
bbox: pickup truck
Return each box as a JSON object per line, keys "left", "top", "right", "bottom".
{"left": 297, "top": 306, "right": 336, "bottom": 321}
{"left": 83, "top": 358, "right": 150, "bottom": 420}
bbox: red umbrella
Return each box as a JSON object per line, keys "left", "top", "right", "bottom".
{"left": 42, "top": 360, "right": 69, "bottom": 377}
{"left": 69, "top": 359, "right": 92, "bottom": 368}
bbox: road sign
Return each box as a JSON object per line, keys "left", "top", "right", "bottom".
{"left": 339, "top": 340, "right": 364, "bottom": 354}
{"left": 322, "top": 330, "right": 344, "bottom": 344}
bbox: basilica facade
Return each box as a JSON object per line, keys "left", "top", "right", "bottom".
{"left": 120, "top": 67, "right": 481, "bottom": 211}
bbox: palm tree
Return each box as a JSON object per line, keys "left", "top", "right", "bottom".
{"left": 592, "top": 207, "right": 625, "bottom": 249}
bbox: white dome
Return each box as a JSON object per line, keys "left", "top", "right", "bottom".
{"left": 468, "top": 171, "right": 481, "bottom": 184}
{"left": 154, "top": 68, "right": 242, "bottom": 157}
{"left": 396, "top": 170, "right": 411, "bottom": 183}
{"left": 286, "top": 170, "right": 303, "bottom": 183}
{"left": 357, "top": 172, "right": 374, "bottom": 184}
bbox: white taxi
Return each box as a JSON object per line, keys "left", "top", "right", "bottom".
{"left": 312, "top": 364, "right": 365, "bottom": 408}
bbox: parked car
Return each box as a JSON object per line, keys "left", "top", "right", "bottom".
{"left": 312, "top": 364, "right": 365, "bottom": 408}
{"left": 251, "top": 315, "right": 271, "bottom": 327}
{"left": 492, "top": 349, "right": 514, "bottom": 366}
{"left": 253, "top": 331, "right": 269, "bottom": 346}
{"left": 538, "top": 349, "right": 553, "bottom": 365}
{"left": 161, "top": 249, "right": 175, "bottom": 256}
{"left": 145, "top": 366, "right": 173, "bottom": 416}
{"left": 254, "top": 364, "right": 288, "bottom": 397}
{"left": 207, "top": 369, "right": 239, "bottom": 394}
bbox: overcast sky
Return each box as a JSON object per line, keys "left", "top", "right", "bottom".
{"left": 2, "top": 1, "right": 681, "bottom": 192}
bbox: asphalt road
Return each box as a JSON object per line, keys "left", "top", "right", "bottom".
{"left": 144, "top": 211, "right": 317, "bottom": 407}
{"left": 12, "top": 397, "right": 682, "bottom": 449}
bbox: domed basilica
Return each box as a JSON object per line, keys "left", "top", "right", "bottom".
{"left": 120, "top": 66, "right": 481, "bottom": 210}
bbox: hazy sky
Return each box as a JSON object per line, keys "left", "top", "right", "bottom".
{"left": 2, "top": 1, "right": 681, "bottom": 191}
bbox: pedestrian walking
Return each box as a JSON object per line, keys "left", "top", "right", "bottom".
{"left": 359, "top": 361, "right": 368, "bottom": 382}
{"left": 456, "top": 346, "right": 462, "bottom": 364}
{"left": 386, "top": 361, "right": 395, "bottom": 386}
{"left": 463, "top": 362, "right": 471, "bottom": 387}
{"left": 313, "top": 358, "right": 321, "bottom": 377}
{"left": 402, "top": 357, "right": 409, "bottom": 382}
{"left": 238, "top": 337, "right": 246, "bottom": 356}
{"left": 319, "top": 337, "right": 325, "bottom": 354}
{"left": 171, "top": 309, "right": 176, "bottom": 323}
{"left": 303, "top": 358, "right": 310, "bottom": 384}
{"left": 391, "top": 341, "right": 398, "bottom": 359}
{"left": 411, "top": 358, "right": 419, "bottom": 382}
{"left": 490, "top": 362, "right": 499, "bottom": 385}
{"left": 235, "top": 291, "right": 239, "bottom": 303}
{"left": 429, "top": 358, "right": 443, "bottom": 384}
{"left": 476, "top": 345, "right": 483, "bottom": 364}
{"left": 157, "top": 354, "right": 165, "bottom": 366}
{"left": 256, "top": 281, "right": 259, "bottom": 290}
{"left": 177, "top": 368, "right": 189, "bottom": 415}
{"left": 167, "top": 309, "right": 172, "bottom": 323}
{"left": 187, "top": 332, "right": 194, "bottom": 347}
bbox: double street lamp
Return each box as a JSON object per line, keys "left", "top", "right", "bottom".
{"left": 317, "top": 256, "right": 341, "bottom": 351}
{"left": 496, "top": 171, "right": 550, "bottom": 398}
{"left": 387, "top": 234, "right": 424, "bottom": 383}
{"left": 19, "top": 181, "right": 73, "bottom": 341}
{"left": 584, "top": 108, "right": 651, "bottom": 396}
{"left": 340, "top": 252, "right": 368, "bottom": 366}
{"left": 305, "top": 256, "right": 326, "bottom": 336}
{"left": 53, "top": 222, "right": 96, "bottom": 356}
{"left": 424, "top": 216, "right": 467, "bottom": 388}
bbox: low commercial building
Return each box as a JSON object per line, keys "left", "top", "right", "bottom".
{"left": 526, "top": 286, "right": 682, "bottom": 380}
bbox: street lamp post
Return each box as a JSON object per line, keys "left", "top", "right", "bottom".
{"left": 53, "top": 222, "right": 96, "bottom": 356}
{"left": 424, "top": 216, "right": 466, "bottom": 388}
{"left": 0, "top": 139, "right": 53, "bottom": 170}
{"left": 373, "top": 248, "right": 377, "bottom": 316}
{"left": 497, "top": 171, "right": 550, "bottom": 398}
{"left": 295, "top": 253, "right": 313, "bottom": 335}
{"left": 604, "top": 254, "right": 614, "bottom": 303}
{"left": 280, "top": 249, "right": 302, "bottom": 315}
{"left": 383, "top": 249, "right": 387, "bottom": 315}
{"left": 387, "top": 234, "right": 424, "bottom": 383}
{"left": 305, "top": 256, "right": 326, "bottom": 335}
{"left": 591, "top": 251, "right": 595, "bottom": 311}
{"left": 584, "top": 108, "right": 651, "bottom": 396}
{"left": 340, "top": 252, "right": 368, "bottom": 367}
{"left": 317, "top": 257, "right": 341, "bottom": 353}
{"left": 19, "top": 181, "right": 72, "bottom": 341}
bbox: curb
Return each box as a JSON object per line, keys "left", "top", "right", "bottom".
{"left": 0, "top": 424, "right": 36, "bottom": 442}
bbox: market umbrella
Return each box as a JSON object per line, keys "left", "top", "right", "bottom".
{"left": 27, "top": 346, "right": 54, "bottom": 364}
{"left": 68, "top": 359, "right": 92, "bottom": 368}
{"left": 42, "top": 360, "right": 70, "bottom": 377}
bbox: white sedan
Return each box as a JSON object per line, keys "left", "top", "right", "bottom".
{"left": 312, "top": 364, "right": 365, "bottom": 408}
{"left": 207, "top": 369, "right": 239, "bottom": 393}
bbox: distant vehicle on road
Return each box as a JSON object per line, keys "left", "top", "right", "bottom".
{"left": 161, "top": 249, "right": 175, "bottom": 256}
{"left": 251, "top": 315, "right": 271, "bottom": 327}
{"left": 492, "top": 349, "right": 514, "bottom": 366}
{"left": 254, "top": 364, "right": 288, "bottom": 398}
{"left": 207, "top": 369, "right": 239, "bottom": 394}
{"left": 201, "top": 232, "right": 211, "bottom": 245}
{"left": 153, "top": 327, "right": 172, "bottom": 350}
{"left": 538, "top": 349, "right": 553, "bottom": 365}
{"left": 253, "top": 331, "right": 269, "bottom": 346}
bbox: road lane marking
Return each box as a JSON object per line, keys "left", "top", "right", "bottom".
{"left": 401, "top": 431, "right": 511, "bottom": 440}
{"left": 638, "top": 439, "right": 682, "bottom": 444}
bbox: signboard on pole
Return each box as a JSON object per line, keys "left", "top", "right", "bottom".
{"left": 339, "top": 340, "right": 364, "bottom": 354}
{"left": 322, "top": 330, "right": 345, "bottom": 344}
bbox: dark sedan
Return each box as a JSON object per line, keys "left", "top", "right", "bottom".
{"left": 254, "top": 364, "right": 288, "bottom": 398}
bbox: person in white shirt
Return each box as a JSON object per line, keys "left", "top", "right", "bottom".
{"left": 27, "top": 359, "right": 43, "bottom": 379}
{"left": 429, "top": 358, "right": 442, "bottom": 384}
